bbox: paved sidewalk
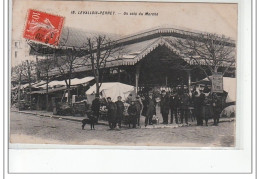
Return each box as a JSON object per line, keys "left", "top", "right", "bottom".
{"left": 11, "top": 108, "right": 235, "bottom": 129}
{"left": 11, "top": 108, "right": 98, "bottom": 123}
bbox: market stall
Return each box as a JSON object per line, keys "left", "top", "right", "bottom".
{"left": 86, "top": 82, "right": 135, "bottom": 102}
{"left": 192, "top": 76, "right": 236, "bottom": 103}
{"left": 86, "top": 82, "right": 135, "bottom": 122}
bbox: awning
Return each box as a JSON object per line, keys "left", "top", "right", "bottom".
{"left": 30, "top": 86, "right": 78, "bottom": 94}
{"left": 193, "top": 76, "right": 236, "bottom": 103}
{"left": 38, "top": 76, "right": 94, "bottom": 88}
{"left": 86, "top": 82, "right": 135, "bottom": 102}
{"left": 11, "top": 80, "right": 47, "bottom": 90}
{"left": 31, "top": 80, "right": 47, "bottom": 88}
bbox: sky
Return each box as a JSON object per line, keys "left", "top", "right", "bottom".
{"left": 12, "top": 0, "right": 237, "bottom": 39}
{"left": 11, "top": 0, "right": 237, "bottom": 66}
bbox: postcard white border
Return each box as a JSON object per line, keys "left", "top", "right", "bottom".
{"left": 3, "top": 0, "right": 256, "bottom": 177}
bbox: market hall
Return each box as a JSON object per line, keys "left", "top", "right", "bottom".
{"left": 11, "top": 27, "right": 236, "bottom": 126}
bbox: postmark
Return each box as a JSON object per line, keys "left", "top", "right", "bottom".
{"left": 23, "top": 9, "right": 64, "bottom": 46}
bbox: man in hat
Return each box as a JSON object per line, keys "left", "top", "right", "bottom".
{"left": 198, "top": 90, "right": 206, "bottom": 125}
{"left": 212, "top": 93, "right": 222, "bottom": 126}
{"left": 160, "top": 90, "right": 170, "bottom": 124}
{"left": 194, "top": 90, "right": 203, "bottom": 126}
{"left": 91, "top": 95, "right": 100, "bottom": 121}
{"left": 144, "top": 92, "right": 156, "bottom": 127}
{"left": 115, "top": 96, "right": 124, "bottom": 128}
{"left": 126, "top": 94, "right": 133, "bottom": 104}
{"left": 169, "top": 91, "right": 180, "bottom": 124}
{"left": 180, "top": 91, "right": 190, "bottom": 124}
{"left": 106, "top": 97, "right": 117, "bottom": 129}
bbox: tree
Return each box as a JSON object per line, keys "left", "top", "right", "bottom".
{"left": 37, "top": 55, "right": 55, "bottom": 110}
{"left": 11, "top": 60, "right": 36, "bottom": 109}
{"left": 24, "top": 60, "right": 35, "bottom": 108}
{"left": 54, "top": 47, "right": 82, "bottom": 104}
{"left": 83, "top": 35, "right": 122, "bottom": 96}
{"left": 169, "top": 33, "right": 236, "bottom": 81}
{"left": 11, "top": 64, "right": 25, "bottom": 109}
{"left": 27, "top": 30, "right": 85, "bottom": 105}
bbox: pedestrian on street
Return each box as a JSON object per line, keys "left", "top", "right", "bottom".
{"left": 115, "top": 96, "right": 124, "bottom": 128}
{"left": 160, "top": 90, "right": 170, "bottom": 124}
{"left": 194, "top": 90, "right": 203, "bottom": 126}
{"left": 203, "top": 85, "right": 211, "bottom": 93}
{"left": 212, "top": 93, "right": 222, "bottom": 126}
{"left": 202, "top": 91, "right": 212, "bottom": 126}
{"left": 143, "top": 92, "right": 156, "bottom": 127}
{"left": 169, "top": 92, "right": 180, "bottom": 124}
{"left": 127, "top": 100, "right": 138, "bottom": 128}
{"left": 126, "top": 94, "right": 133, "bottom": 104}
{"left": 180, "top": 91, "right": 190, "bottom": 124}
{"left": 106, "top": 97, "right": 117, "bottom": 130}
{"left": 91, "top": 95, "right": 100, "bottom": 121}
{"left": 135, "top": 96, "right": 143, "bottom": 126}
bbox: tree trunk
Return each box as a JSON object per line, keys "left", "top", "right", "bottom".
{"left": 95, "top": 70, "right": 100, "bottom": 96}
{"left": 67, "top": 78, "right": 71, "bottom": 105}
{"left": 28, "top": 74, "right": 32, "bottom": 110}
{"left": 46, "top": 72, "right": 49, "bottom": 111}
{"left": 18, "top": 73, "right": 21, "bottom": 110}
{"left": 214, "top": 66, "right": 218, "bottom": 73}
{"left": 36, "top": 56, "right": 41, "bottom": 82}
{"left": 68, "top": 65, "right": 72, "bottom": 105}
{"left": 26, "top": 60, "right": 32, "bottom": 110}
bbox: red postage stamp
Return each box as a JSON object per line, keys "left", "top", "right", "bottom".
{"left": 23, "top": 9, "right": 64, "bottom": 46}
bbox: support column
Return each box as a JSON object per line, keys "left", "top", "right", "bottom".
{"left": 186, "top": 69, "right": 191, "bottom": 94}
{"left": 117, "top": 67, "right": 121, "bottom": 82}
{"left": 135, "top": 63, "right": 141, "bottom": 94}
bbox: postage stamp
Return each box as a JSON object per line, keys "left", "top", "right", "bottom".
{"left": 23, "top": 9, "right": 64, "bottom": 46}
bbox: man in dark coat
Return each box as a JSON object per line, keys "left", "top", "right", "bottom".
{"left": 202, "top": 92, "right": 212, "bottom": 126}
{"left": 125, "top": 94, "right": 133, "bottom": 104}
{"left": 212, "top": 93, "right": 222, "bottom": 126}
{"left": 194, "top": 91, "right": 203, "bottom": 126}
{"left": 135, "top": 96, "right": 143, "bottom": 126}
{"left": 180, "top": 92, "right": 190, "bottom": 124}
{"left": 160, "top": 90, "right": 170, "bottom": 124}
{"left": 144, "top": 92, "right": 156, "bottom": 127}
{"left": 128, "top": 100, "right": 138, "bottom": 128}
{"left": 198, "top": 91, "right": 206, "bottom": 126}
{"left": 115, "top": 96, "right": 124, "bottom": 128}
{"left": 169, "top": 92, "right": 180, "bottom": 124}
{"left": 91, "top": 96, "right": 100, "bottom": 121}
{"left": 106, "top": 97, "right": 117, "bottom": 129}
{"left": 203, "top": 85, "right": 211, "bottom": 93}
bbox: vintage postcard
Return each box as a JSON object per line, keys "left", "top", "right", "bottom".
{"left": 10, "top": 0, "right": 237, "bottom": 147}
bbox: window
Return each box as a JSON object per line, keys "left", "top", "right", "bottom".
{"left": 15, "top": 51, "right": 18, "bottom": 58}
{"left": 15, "top": 42, "right": 19, "bottom": 48}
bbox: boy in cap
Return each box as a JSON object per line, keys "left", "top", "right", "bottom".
{"left": 106, "top": 97, "right": 117, "bottom": 129}
{"left": 127, "top": 100, "right": 138, "bottom": 128}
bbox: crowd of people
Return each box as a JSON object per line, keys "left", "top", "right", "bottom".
{"left": 88, "top": 86, "right": 224, "bottom": 130}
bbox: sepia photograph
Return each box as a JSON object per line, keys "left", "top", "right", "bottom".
{"left": 10, "top": 0, "right": 237, "bottom": 147}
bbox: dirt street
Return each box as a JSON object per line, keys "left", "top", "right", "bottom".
{"left": 10, "top": 112, "right": 235, "bottom": 147}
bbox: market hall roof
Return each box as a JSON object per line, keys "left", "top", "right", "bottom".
{"left": 29, "top": 26, "right": 119, "bottom": 55}
{"left": 48, "top": 36, "right": 236, "bottom": 76}
{"left": 28, "top": 26, "right": 236, "bottom": 76}
{"left": 29, "top": 26, "right": 235, "bottom": 54}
